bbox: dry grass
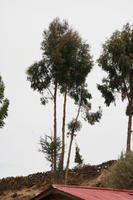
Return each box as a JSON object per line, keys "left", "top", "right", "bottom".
{"left": 0, "top": 187, "right": 41, "bottom": 200}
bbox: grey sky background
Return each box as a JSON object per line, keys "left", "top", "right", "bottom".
{"left": 0, "top": 0, "right": 133, "bottom": 178}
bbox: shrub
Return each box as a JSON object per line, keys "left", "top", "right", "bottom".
{"left": 101, "top": 151, "right": 133, "bottom": 189}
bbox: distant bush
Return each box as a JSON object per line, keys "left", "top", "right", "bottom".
{"left": 101, "top": 151, "right": 133, "bottom": 189}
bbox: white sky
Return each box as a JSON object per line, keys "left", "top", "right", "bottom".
{"left": 0, "top": 0, "right": 133, "bottom": 178}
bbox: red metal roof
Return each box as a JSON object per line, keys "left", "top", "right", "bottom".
{"left": 53, "top": 184, "right": 133, "bottom": 200}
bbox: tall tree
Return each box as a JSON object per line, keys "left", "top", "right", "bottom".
{"left": 27, "top": 18, "right": 94, "bottom": 182}
{"left": 65, "top": 85, "right": 102, "bottom": 183}
{"left": 27, "top": 18, "right": 69, "bottom": 182}
{"left": 97, "top": 23, "right": 133, "bottom": 153}
{"left": 57, "top": 27, "right": 93, "bottom": 173}
{"left": 0, "top": 74, "right": 9, "bottom": 128}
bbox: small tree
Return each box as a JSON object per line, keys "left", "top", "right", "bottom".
{"left": 101, "top": 151, "right": 133, "bottom": 189}
{"left": 75, "top": 144, "right": 83, "bottom": 166}
{"left": 97, "top": 23, "right": 133, "bottom": 153}
{"left": 39, "top": 135, "right": 61, "bottom": 182}
{"left": 0, "top": 74, "right": 9, "bottom": 128}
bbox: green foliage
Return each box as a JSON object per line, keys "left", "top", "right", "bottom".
{"left": 75, "top": 145, "right": 83, "bottom": 166}
{"left": 39, "top": 135, "right": 61, "bottom": 168}
{"left": 0, "top": 76, "right": 4, "bottom": 102}
{"left": 67, "top": 119, "right": 81, "bottom": 136}
{"left": 42, "top": 18, "right": 93, "bottom": 92}
{"left": 101, "top": 151, "right": 133, "bottom": 189}
{"left": 0, "top": 99, "right": 9, "bottom": 128}
{"left": 85, "top": 107, "right": 102, "bottom": 125}
{"left": 97, "top": 23, "right": 133, "bottom": 106}
{"left": 27, "top": 59, "right": 52, "bottom": 104}
{"left": 69, "top": 85, "right": 102, "bottom": 126}
{"left": 0, "top": 75, "right": 9, "bottom": 128}
{"left": 69, "top": 84, "right": 92, "bottom": 105}
{"left": 97, "top": 84, "right": 115, "bottom": 106}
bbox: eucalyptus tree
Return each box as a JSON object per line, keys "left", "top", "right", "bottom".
{"left": 97, "top": 23, "right": 133, "bottom": 153}
{"left": 27, "top": 18, "right": 69, "bottom": 181}
{"left": 27, "top": 17, "right": 94, "bottom": 180}
{"left": 27, "top": 18, "right": 101, "bottom": 183}
{"left": 56, "top": 28, "right": 94, "bottom": 173}
{"left": 0, "top": 74, "right": 9, "bottom": 128}
{"left": 65, "top": 85, "right": 102, "bottom": 183}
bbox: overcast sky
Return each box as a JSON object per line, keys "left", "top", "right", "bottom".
{"left": 0, "top": 0, "right": 133, "bottom": 179}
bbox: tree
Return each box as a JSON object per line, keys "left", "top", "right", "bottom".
{"left": 97, "top": 23, "right": 133, "bottom": 153}
{"left": 27, "top": 18, "right": 69, "bottom": 181}
{"left": 0, "top": 74, "right": 9, "bottom": 128}
{"left": 74, "top": 144, "right": 83, "bottom": 166}
{"left": 65, "top": 85, "right": 102, "bottom": 184}
{"left": 39, "top": 135, "right": 61, "bottom": 182}
{"left": 27, "top": 17, "right": 94, "bottom": 182}
{"left": 58, "top": 29, "right": 94, "bottom": 173}
{"left": 101, "top": 151, "right": 133, "bottom": 189}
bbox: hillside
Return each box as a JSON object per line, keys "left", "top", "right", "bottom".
{"left": 0, "top": 160, "right": 115, "bottom": 200}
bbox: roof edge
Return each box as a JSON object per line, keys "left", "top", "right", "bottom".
{"left": 53, "top": 184, "right": 133, "bottom": 193}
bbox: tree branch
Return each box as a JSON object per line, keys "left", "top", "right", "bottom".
{"left": 47, "top": 87, "right": 54, "bottom": 99}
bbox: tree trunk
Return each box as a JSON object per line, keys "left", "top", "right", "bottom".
{"left": 126, "top": 99, "right": 133, "bottom": 153}
{"left": 65, "top": 130, "right": 74, "bottom": 184}
{"left": 51, "top": 161, "right": 54, "bottom": 184}
{"left": 54, "top": 84, "right": 57, "bottom": 183}
{"left": 65, "top": 96, "right": 82, "bottom": 184}
{"left": 61, "top": 88, "right": 67, "bottom": 173}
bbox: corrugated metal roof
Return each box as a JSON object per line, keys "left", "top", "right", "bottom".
{"left": 53, "top": 184, "right": 133, "bottom": 200}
